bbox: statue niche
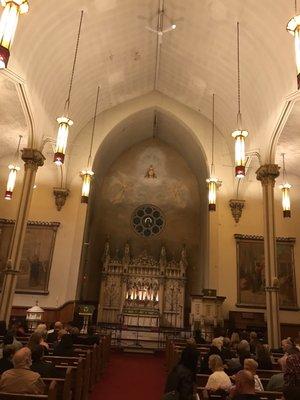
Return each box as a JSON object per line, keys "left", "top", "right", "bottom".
{"left": 97, "top": 240, "right": 187, "bottom": 329}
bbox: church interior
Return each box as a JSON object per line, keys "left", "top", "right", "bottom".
{"left": 0, "top": 1, "right": 300, "bottom": 399}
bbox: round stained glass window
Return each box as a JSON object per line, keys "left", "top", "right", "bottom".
{"left": 131, "top": 204, "right": 165, "bottom": 237}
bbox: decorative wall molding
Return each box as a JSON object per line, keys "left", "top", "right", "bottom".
{"left": 0, "top": 218, "right": 60, "bottom": 229}
{"left": 53, "top": 187, "right": 70, "bottom": 211}
{"left": 234, "top": 234, "right": 296, "bottom": 243}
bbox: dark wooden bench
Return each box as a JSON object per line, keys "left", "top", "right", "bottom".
{"left": 43, "top": 367, "right": 73, "bottom": 400}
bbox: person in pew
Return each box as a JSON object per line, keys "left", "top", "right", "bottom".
{"left": 201, "top": 338, "right": 224, "bottom": 373}
{"left": 230, "top": 332, "right": 240, "bottom": 351}
{"left": 221, "top": 337, "right": 236, "bottom": 360}
{"left": 229, "top": 370, "right": 259, "bottom": 400}
{"left": 28, "top": 332, "right": 49, "bottom": 355}
{"left": 266, "top": 356, "right": 286, "bottom": 392}
{"left": 255, "top": 343, "right": 273, "bottom": 370}
{"left": 164, "top": 346, "right": 196, "bottom": 400}
{"left": 1, "top": 331, "right": 23, "bottom": 355}
{"left": 243, "top": 359, "right": 263, "bottom": 391}
{"left": 249, "top": 332, "right": 259, "bottom": 355}
{"left": 0, "top": 347, "right": 45, "bottom": 395}
{"left": 53, "top": 333, "right": 75, "bottom": 357}
{"left": 31, "top": 345, "right": 62, "bottom": 378}
{"left": 194, "top": 329, "right": 206, "bottom": 344}
{"left": 0, "top": 347, "right": 14, "bottom": 374}
{"left": 282, "top": 338, "right": 299, "bottom": 356}
{"left": 47, "top": 321, "right": 63, "bottom": 343}
{"left": 205, "top": 354, "right": 232, "bottom": 393}
{"left": 227, "top": 340, "right": 252, "bottom": 374}
{"left": 284, "top": 349, "right": 300, "bottom": 389}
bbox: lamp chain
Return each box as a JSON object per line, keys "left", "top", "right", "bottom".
{"left": 87, "top": 86, "right": 101, "bottom": 167}
{"left": 14, "top": 134, "right": 23, "bottom": 161}
{"left": 65, "top": 10, "right": 84, "bottom": 114}
{"left": 211, "top": 93, "right": 215, "bottom": 175}
{"left": 237, "top": 21, "right": 241, "bottom": 117}
{"left": 282, "top": 153, "right": 287, "bottom": 183}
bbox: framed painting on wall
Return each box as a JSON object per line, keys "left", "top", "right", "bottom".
{"left": 0, "top": 219, "right": 59, "bottom": 294}
{"left": 235, "top": 234, "right": 297, "bottom": 310}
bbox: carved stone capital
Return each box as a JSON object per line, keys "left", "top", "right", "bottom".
{"left": 229, "top": 199, "right": 245, "bottom": 223}
{"left": 22, "top": 148, "right": 45, "bottom": 171}
{"left": 53, "top": 187, "right": 70, "bottom": 211}
{"left": 256, "top": 164, "right": 280, "bottom": 187}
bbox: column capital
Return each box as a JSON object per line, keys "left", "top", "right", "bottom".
{"left": 256, "top": 164, "right": 280, "bottom": 186}
{"left": 21, "top": 148, "right": 45, "bottom": 170}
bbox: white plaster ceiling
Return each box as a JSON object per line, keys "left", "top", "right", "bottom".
{"left": 5, "top": 0, "right": 296, "bottom": 155}
{"left": 0, "top": 75, "right": 27, "bottom": 164}
{"left": 276, "top": 100, "right": 300, "bottom": 182}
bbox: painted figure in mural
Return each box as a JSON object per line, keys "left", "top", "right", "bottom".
{"left": 145, "top": 164, "right": 157, "bottom": 179}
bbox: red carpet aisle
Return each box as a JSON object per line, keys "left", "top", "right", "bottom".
{"left": 90, "top": 351, "right": 166, "bottom": 400}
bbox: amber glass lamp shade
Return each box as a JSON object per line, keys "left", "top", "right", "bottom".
{"left": 80, "top": 169, "right": 94, "bottom": 203}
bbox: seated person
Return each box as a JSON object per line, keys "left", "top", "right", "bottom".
{"left": 3, "top": 331, "right": 23, "bottom": 353}
{"left": 230, "top": 370, "right": 259, "bottom": 400}
{"left": 205, "top": 354, "right": 231, "bottom": 393}
{"left": 47, "top": 321, "right": 63, "bottom": 343}
{"left": 266, "top": 356, "right": 286, "bottom": 392}
{"left": 255, "top": 343, "right": 273, "bottom": 370}
{"left": 31, "top": 345, "right": 62, "bottom": 378}
{"left": 227, "top": 340, "right": 251, "bottom": 373}
{"left": 221, "top": 337, "right": 236, "bottom": 360}
{"left": 243, "top": 358, "right": 263, "bottom": 391}
{"left": 27, "top": 332, "right": 49, "bottom": 354}
{"left": 249, "top": 332, "right": 258, "bottom": 355}
{"left": 53, "top": 333, "right": 75, "bottom": 357}
{"left": 0, "top": 347, "right": 45, "bottom": 394}
{"left": 0, "top": 347, "right": 14, "bottom": 374}
{"left": 282, "top": 338, "right": 299, "bottom": 355}
{"left": 201, "top": 338, "right": 224, "bottom": 373}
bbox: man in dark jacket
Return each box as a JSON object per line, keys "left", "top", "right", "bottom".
{"left": 31, "top": 345, "right": 61, "bottom": 378}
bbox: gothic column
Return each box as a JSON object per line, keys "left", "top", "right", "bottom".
{"left": 256, "top": 164, "right": 281, "bottom": 348}
{"left": 0, "top": 148, "right": 45, "bottom": 324}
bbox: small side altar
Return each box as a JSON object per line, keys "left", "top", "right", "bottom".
{"left": 97, "top": 240, "right": 187, "bottom": 329}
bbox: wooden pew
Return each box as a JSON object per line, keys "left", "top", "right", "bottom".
{"left": 43, "top": 357, "right": 84, "bottom": 400}
{"left": 197, "top": 387, "right": 282, "bottom": 400}
{"left": 43, "top": 367, "right": 73, "bottom": 400}
{"left": 0, "top": 380, "right": 57, "bottom": 400}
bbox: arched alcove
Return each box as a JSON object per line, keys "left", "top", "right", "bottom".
{"left": 77, "top": 108, "right": 209, "bottom": 321}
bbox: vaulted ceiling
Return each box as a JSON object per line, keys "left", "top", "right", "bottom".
{"left": 1, "top": 0, "right": 298, "bottom": 163}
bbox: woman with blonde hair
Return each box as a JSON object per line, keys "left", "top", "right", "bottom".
{"left": 205, "top": 354, "right": 231, "bottom": 392}
{"left": 230, "top": 332, "right": 240, "bottom": 350}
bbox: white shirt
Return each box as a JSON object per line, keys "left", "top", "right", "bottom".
{"left": 254, "top": 374, "right": 264, "bottom": 391}
{"left": 205, "top": 371, "right": 232, "bottom": 391}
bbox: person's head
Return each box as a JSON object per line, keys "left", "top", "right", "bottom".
{"left": 180, "top": 346, "right": 198, "bottom": 371}
{"left": 13, "top": 347, "right": 32, "bottom": 369}
{"left": 57, "top": 329, "right": 68, "bottom": 340}
{"left": 212, "top": 337, "right": 223, "bottom": 350}
{"left": 238, "top": 340, "right": 250, "bottom": 354}
{"left": 35, "top": 324, "right": 47, "bottom": 335}
{"left": 28, "top": 332, "right": 42, "bottom": 349}
{"left": 68, "top": 326, "right": 79, "bottom": 336}
{"left": 235, "top": 370, "right": 256, "bottom": 395}
{"left": 249, "top": 331, "right": 257, "bottom": 341}
{"left": 222, "top": 337, "right": 231, "bottom": 349}
{"left": 54, "top": 321, "right": 63, "bottom": 332}
{"left": 281, "top": 338, "right": 294, "bottom": 353}
{"left": 186, "top": 337, "right": 196, "bottom": 348}
{"left": 31, "top": 345, "right": 44, "bottom": 363}
{"left": 256, "top": 342, "right": 271, "bottom": 359}
{"left": 244, "top": 358, "right": 258, "bottom": 374}
{"left": 230, "top": 332, "right": 240, "bottom": 344}
{"left": 208, "top": 354, "right": 224, "bottom": 372}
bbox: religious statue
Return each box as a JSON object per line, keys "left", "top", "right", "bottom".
{"left": 145, "top": 165, "right": 157, "bottom": 179}
{"left": 159, "top": 245, "right": 167, "bottom": 270}
{"left": 123, "top": 242, "right": 130, "bottom": 265}
{"left": 102, "top": 239, "right": 110, "bottom": 269}
{"left": 180, "top": 245, "right": 188, "bottom": 272}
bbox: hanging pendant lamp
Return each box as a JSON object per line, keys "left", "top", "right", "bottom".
{"left": 206, "top": 93, "right": 221, "bottom": 211}
{"left": 80, "top": 86, "right": 100, "bottom": 204}
{"left": 5, "top": 134, "right": 22, "bottom": 200}
{"left": 0, "top": 0, "right": 29, "bottom": 69}
{"left": 232, "top": 22, "right": 248, "bottom": 179}
{"left": 279, "top": 153, "right": 292, "bottom": 218}
{"left": 54, "top": 11, "right": 83, "bottom": 166}
{"left": 287, "top": 0, "right": 300, "bottom": 88}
